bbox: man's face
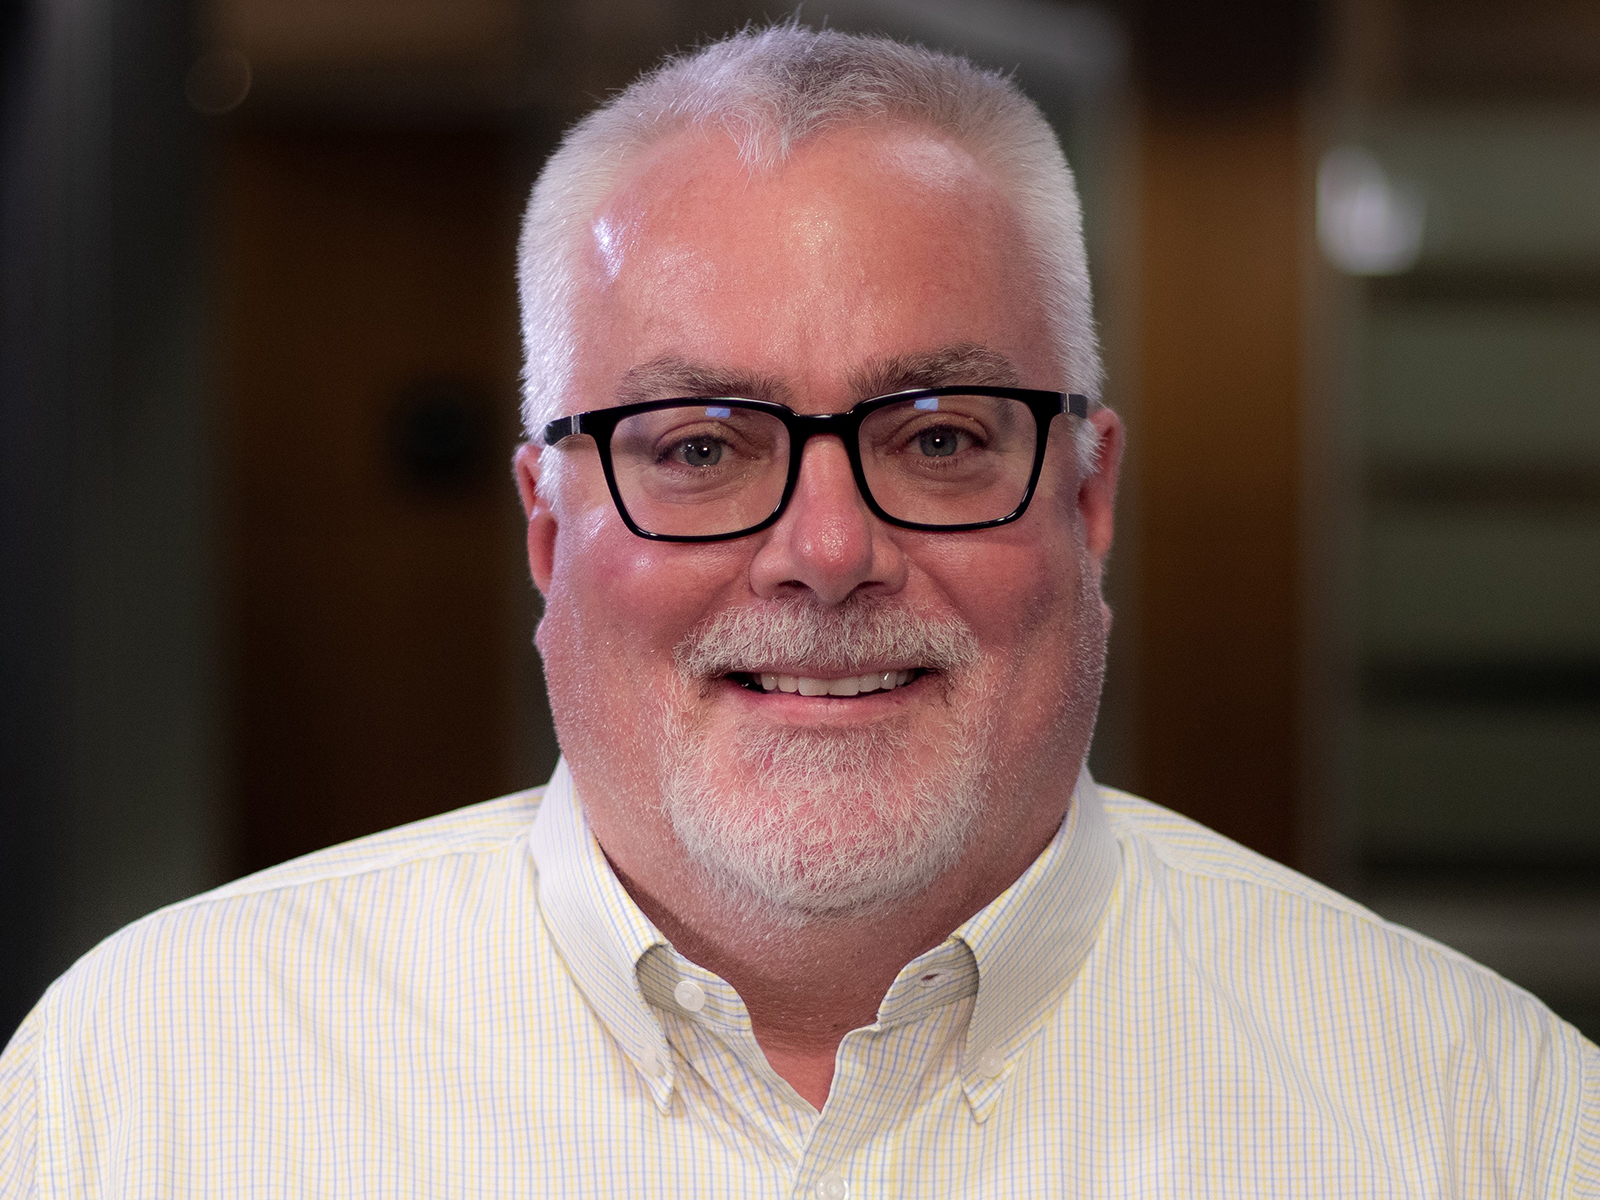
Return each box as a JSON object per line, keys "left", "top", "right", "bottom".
{"left": 519, "top": 124, "right": 1120, "bottom": 918}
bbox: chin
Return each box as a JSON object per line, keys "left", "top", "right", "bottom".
{"left": 660, "top": 697, "right": 996, "bottom": 920}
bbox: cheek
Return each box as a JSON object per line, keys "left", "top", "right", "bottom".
{"left": 926, "top": 526, "right": 1082, "bottom": 656}
{"left": 540, "top": 513, "right": 753, "bottom": 684}
{"left": 957, "top": 537, "right": 1103, "bottom": 756}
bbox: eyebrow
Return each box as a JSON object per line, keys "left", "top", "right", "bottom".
{"left": 616, "top": 356, "right": 791, "bottom": 405}
{"left": 850, "top": 344, "right": 1023, "bottom": 397}
{"left": 612, "top": 342, "right": 1024, "bottom": 409}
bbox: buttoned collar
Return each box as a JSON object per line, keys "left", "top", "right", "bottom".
{"left": 529, "top": 760, "right": 676, "bottom": 1107}
{"left": 946, "top": 763, "right": 1118, "bottom": 1116}
{"left": 529, "top": 757, "right": 1119, "bottom": 1117}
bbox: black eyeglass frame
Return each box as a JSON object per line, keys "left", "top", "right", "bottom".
{"left": 541, "top": 386, "right": 1090, "bottom": 543}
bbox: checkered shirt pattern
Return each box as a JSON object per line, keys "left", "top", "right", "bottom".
{"left": 3, "top": 761, "right": 1597, "bottom": 1197}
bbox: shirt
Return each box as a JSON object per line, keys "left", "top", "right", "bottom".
{"left": 2, "top": 761, "right": 1596, "bottom": 1198}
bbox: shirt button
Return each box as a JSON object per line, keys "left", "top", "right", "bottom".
{"left": 816, "top": 1171, "right": 848, "bottom": 1199}
{"left": 640, "top": 1047, "right": 666, "bottom": 1079}
{"left": 673, "top": 979, "right": 706, "bottom": 1013}
{"left": 976, "top": 1048, "right": 1005, "bottom": 1079}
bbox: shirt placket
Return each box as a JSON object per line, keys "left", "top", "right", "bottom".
{"left": 644, "top": 950, "right": 819, "bottom": 1170}
{"left": 787, "top": 943, "right": 980, "bottom": 1200}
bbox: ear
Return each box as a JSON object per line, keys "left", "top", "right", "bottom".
{"left": 514, "top": 442, "right": 558, "bottom": 595}
{"left": 1078, "top": 407, "right": 1124, "bottom": 572}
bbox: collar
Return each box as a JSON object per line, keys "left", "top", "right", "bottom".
{"left": 529, "top": 760, "right": 676, "bottom": 1108}
{"left": 529, "top": 758, "right": 1119, "bottom": 1117}
{"left": 945, "top": 764, "right": 1118, "bottom": 1116}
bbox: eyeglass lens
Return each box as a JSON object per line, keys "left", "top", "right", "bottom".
{"left": 606, "top": 395, "right": 1039, "bottom": 538}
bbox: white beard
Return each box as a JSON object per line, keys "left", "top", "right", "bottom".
{"left": 660, "top": 600, "right": 996, "bottom": 920}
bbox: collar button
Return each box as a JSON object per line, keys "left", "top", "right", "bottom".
{"left": 673, "top": 979, "right": 707, "bottom": 1013}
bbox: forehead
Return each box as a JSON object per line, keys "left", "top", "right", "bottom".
{"left": 594, "top": 122, "right": 1013, "bottom": 258}
{"left": 569, "top": 123, "right": 1055, "bottom": 405}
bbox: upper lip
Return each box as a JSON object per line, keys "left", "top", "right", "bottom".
{"left": 726, "top": 667, "right": 925, "bottom": 696}
{"left": 725, "top": 665, "right": 923, "bottom": 677}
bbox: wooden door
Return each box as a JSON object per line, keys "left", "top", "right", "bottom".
{"left": 219, "top": 126, "right": 553, "bottom": 875}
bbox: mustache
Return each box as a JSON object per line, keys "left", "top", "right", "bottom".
{"left": 674, "top": 598, "right": 981, "bottom": 678}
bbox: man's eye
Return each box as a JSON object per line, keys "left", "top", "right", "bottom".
{"left": 915, "top": 426, "right": 971, "bottom": 458}
{"left": 669, "top": 437, "right": 725, "bottom": 467}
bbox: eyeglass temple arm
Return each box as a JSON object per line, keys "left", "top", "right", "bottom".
{"left": 1065, "top": 394, "right": 1089, "bottom": 418}
{"left": 541, "top": 415, "right": 581, "bottom": 445}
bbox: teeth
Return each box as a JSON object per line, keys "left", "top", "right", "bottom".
{"left": 753, "top": 670, "right": 916, "bottom": 694}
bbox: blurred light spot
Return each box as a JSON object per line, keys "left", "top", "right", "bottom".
{"left": 1317, "top": 145, "right": 1426, "bottom": 276}
{"left": 186, "top": 49, "right": 252, "bottom": 115}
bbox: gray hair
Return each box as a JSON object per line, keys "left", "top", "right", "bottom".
{"left": 516, "top": 25, "right": 1103, "bottom": 479}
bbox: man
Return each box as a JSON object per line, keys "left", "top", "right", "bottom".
{"left": 2, "top": 26, "right": 1596, "bottom": 1197}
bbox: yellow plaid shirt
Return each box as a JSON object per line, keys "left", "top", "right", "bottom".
{"left": 3, "top": 761, "right": 1597, "bottom": 1197}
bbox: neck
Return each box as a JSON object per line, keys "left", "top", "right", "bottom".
{"left": 605, "top": 801, "right": 1067, "bottom": 1109}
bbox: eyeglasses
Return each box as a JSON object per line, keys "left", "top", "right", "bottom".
{"left": 541, "top": 386, "right": 1088, "bottom": 543}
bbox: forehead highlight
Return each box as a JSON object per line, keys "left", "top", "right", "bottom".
{"left": 587, "top": 122, "right": 1020, "bottom": 276}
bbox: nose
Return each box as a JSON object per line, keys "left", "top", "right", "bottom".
{"left": 748, "top": 435, "right": 908, "bottom": 605}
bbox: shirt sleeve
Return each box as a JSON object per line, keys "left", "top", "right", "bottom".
{"left": 0, "top": 1005, "right": 41, "bottom": 1200}
{"left": 1573, "top": 1037, "right": 1600, "bottom": 1200}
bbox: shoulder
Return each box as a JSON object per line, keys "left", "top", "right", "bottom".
{"left": 1097, "top": 785, "right": 1541, "bottom": 1002}
{"left": 1100, "top": 785, "right": 1378, "bottom": 916}
{"left": 3, "top": 786, "right": 605, "bottom": 1195}
{"left": 1099, "top": 789, "right": 1595, "bottom": 1096}
{"left": 200, "top": 787, "right": 545, "bottom": 901}
{"left": 1095, "top": 787, "right": 1600, "bottom": 1188}
{"left": 1095, "top": 785, "right": 1595, "bottom": 1047}
{"left": 31, "top": 788, "right": 548, "bottom": 1042}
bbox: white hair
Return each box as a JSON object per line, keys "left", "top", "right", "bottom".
{"left": 516, "top": 24, "right": 1104, "bottom": 479}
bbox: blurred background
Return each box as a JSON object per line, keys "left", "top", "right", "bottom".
{"left": 2, "top": 0, "right": 1596, "bottom": 1042}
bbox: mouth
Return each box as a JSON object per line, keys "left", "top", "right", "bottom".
{"left": 725, "top": 668, "right": 928, "bottom": 697}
